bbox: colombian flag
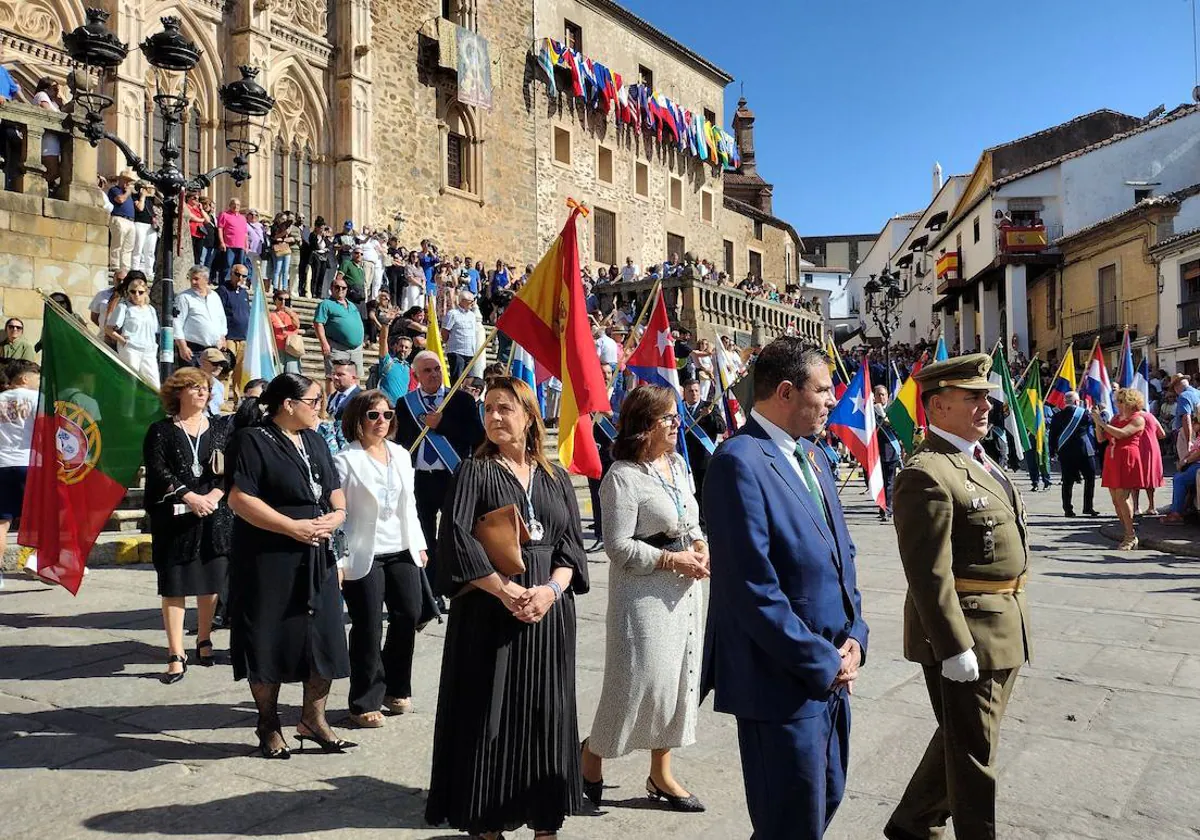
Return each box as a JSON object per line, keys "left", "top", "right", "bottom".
{"left": 496, "top": 204, "right": 608, "bottom": 478}
{"left": 1045, "top": 344, "right": 1076, "bottom": 409}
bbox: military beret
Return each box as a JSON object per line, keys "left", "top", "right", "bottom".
{"left": 913, "top": 352, "right": 1000, "bottom": 393}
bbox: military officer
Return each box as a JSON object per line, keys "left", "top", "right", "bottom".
{"left": 884, "top": 353, "right": 1032, "bottom": 840}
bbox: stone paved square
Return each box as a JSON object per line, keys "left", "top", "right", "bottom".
{"left": 2, "top": 483, "right": 1199, "bottom": 839}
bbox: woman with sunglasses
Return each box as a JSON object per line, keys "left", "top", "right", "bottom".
{"left": 227, "top": 373, "right": 354, "bottom": 758}
{"left": 334, "top": 390, "right": 433, "bottom": 727}
{"left": 269, "top": 290, "right": 303, "bottom": 374}
{"left": 581, "top": 384, "right": 709, "bottom": 813}
{"left": 105, "top": 270, "right": 160, "bottom": 387}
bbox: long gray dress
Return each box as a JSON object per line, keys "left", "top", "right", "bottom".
{"left": 590, "top": 455, "right": 705, "bottom": 758}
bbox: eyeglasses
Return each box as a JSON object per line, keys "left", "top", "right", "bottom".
{"left": 185, "top": 384, "right": 211, "bottom": 394}
{"left": 6, "top": 323, "right": 23, "bottom": 330}
{"left": 366, "top": 410, "right": 395, "bottom": 421}
{"left": 331, "top": 284, "right": 347, "bottom": 291}
{"left": 293, "top": 396, "right": 322, "bottom": 407}
{"left": 232, "top": 271, "right": 248, "bottom": 278}
{"left": 657, "top": 413, "right": 682, "bottom": 427}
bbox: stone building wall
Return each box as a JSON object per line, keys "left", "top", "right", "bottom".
{"left": 718, "top": 206, "right": 799, "bottom": 285}
{"left": 532, "top": 0, "right": 731, "bottom": 268}
{"left": 368, "top": 0, "right": 539, "bottom": 262}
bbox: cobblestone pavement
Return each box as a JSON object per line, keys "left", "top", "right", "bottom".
{"left": 1, "top": 480, "right": 1199, "bottom": 840}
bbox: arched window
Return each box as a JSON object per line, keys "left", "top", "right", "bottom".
{"left": 187, "top": 105, "right": 202, "bottom": 178}
{"left": 301, "top": 147, "right": 314, "bottom": 221}
{"left": 272, "top": 138, "right": 285, "bottom": 212}
{"left": 442, "top": 102, "right": 479, "bottom": 198}
{"left": 288, "top": 143, "right": 301, "bottom": 214}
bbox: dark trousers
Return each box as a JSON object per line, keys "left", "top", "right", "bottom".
{"left": 881, "top": 459, "right": 899, "bottom": 515}
{"left": 213, "top": 247, "right": 244, "bottom": 284}
{"left": 448, "top": 353, "right": 471, "bottom": 383}
{"left": 414, "top": 470, "right": 453, "bottom": 593}
{"left": 587, "top": 477, "right": 603, "bottom": 539}
{"left": 1061, "top": 454, "right": 1096, "bottom": 514}
{"left": 1024, "top": 450, "right": 1051, "bottom": 490}
{"left": 889, "top": 665, "right": 1020, "bottom": 840}
{"left": 736, "top": 692, "right": 851, "bottom": 840}
{"left": 341, "top": 551, "right": 423, "bottom": 713}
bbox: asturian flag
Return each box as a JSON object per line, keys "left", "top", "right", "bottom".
{"left": 827, "top": 359, "right": 885, "bottom": 509}
{"left": 1082, "top": 340, "right": 1116, "bottom": 415}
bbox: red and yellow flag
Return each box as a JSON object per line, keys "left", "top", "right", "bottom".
{"left": 496, "top": 204, "right": 608, "bottom": 478}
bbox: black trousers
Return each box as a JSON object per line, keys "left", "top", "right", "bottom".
{"left": 448, "top": 353, "right": 472, "bottom": 383}
{"left": 587, "top": 477, "right": 603, "bottom": 539}
{"left": 297, "top": 251, "right": 313, "bottom": 295}
{"left": 1060, "top": 454, "right": 1096, "bottom": 514}
{"left": 414, "top": 470, "right": 453, "bottom": 593}
{"left": 881, "top": 459, "right": 899, "bottom": 515}
{"left": 341, "top": 551, "right": 423, "bottom": 713}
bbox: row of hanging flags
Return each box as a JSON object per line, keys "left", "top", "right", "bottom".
{"left": 534, "top": 38, "right": 742, "bottom": 170}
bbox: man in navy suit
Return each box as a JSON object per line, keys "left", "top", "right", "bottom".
{"left": 702, "top": 337, "right": 869, "bottom": 840}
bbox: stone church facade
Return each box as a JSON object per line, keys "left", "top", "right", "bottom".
{"left": 2, "top": 0, "right": 803, "bottom": 280}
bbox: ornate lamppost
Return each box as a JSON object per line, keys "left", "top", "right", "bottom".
{"left": 63, "top": 9, "right": 275, "bottom": 379}
{"left": 861, "top": 265, "right": 909, "bottom": 392}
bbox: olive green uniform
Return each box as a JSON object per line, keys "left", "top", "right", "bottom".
{"left": 886, "top": 430, "right": 1033, "bottom": 840}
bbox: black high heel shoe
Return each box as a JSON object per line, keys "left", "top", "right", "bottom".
{"left": 195, "top": 639, "right": 215, "bottom": 667}
{"left": 294, "top": 724, "right": 357, "bottom": 753}
{"left": 646, "top": 777, "right": 705, "bottom": 813}
{"left": 160, "top": 654, "right": 187, "bottom": 685}
{"left": 580, "top": 738, "right": 603, "bottom": 807}
{"left": 255, "top": 728, "right": 291, "bottom": 760}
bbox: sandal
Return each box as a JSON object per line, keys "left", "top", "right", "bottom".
{"left": 196, "top": 639, "right": 215, "bottom": 667}
{"left": 349, "top": 710, "right": 386, "bottom": 728}
{"left": 382, "top": 696, "right": 413, "bottom": 715}
{"left": 161, "top": 653, "right": 187, "bottom": 685}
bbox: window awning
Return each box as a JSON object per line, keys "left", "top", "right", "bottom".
{"left": 909, "top": 234, "right": 929, "bottom": 252}
{"left": 926, "top": 210, "right": 948, "bottom": 230}
{"left": 895, "top": 252, "right": 914, "bottom": 267}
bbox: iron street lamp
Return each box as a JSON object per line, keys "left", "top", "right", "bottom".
{"left": 863, "top": 265, "right": 914, "bottom": 392}
{"left": 63, "top": 8, "right": 275, "bottom": 380}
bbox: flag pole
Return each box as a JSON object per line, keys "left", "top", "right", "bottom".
{"left": 621, "top": 277, "right": 664, "bottom": 357}
{"left": 408, "top": 326, "right": 500, "bottom": 453}
{"left": 37, "top": 291, "right": 160, "bottom": 393}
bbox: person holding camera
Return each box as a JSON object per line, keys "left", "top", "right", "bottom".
{"left": 131, "top": 181, "right": 159, "bottom": 279}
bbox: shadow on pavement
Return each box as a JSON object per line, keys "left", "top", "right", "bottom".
{"left": 0, "top": 608, "right": 163, "bottom": 632}
{"left": 82, "top": 776, "right": 429, "bottom": 834}
{"left": 0, "top": 640, "right": 166, "bottom": 680}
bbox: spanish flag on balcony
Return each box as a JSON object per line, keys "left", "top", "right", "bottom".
{"left": 496, "top": 202, "right": 608, "bottom": 478}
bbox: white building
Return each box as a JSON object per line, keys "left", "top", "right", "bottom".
{"left": 1152, "top": 222, "right": 1200, "bottom": 376}
{"left": 848, "top": 211, "right": 921, "bottom": 333}
{"left": 797, "top": 261, "right": 851, "bottom": 320}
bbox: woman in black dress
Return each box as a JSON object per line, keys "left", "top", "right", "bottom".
{"left": 144, "top": 367, "right": 232, "bottom": 684}
{"left": 425, "top": 376, "right": 590, "bottom": 840}
{"left": 226, "top": 373, "right": 354, "bottom": 759}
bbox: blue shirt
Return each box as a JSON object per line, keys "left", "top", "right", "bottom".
{"left": 0, "top": 66, "right": 19, "bottom": 101}
{"left": 490, "top": 269, "right": 510, "bottom": 296}
{"left": 1175, "top": 386, "right": 1200, "bottom": 430}
{"left": 108, "top": 185, "right": 134, "bottom": 219}
{"left": 216, "top": 284, "right": 250, "bottom": 341}
{"left": 467, "top": 268, "right": 480, "bottom": 295}
{"left": 419, "top": 253, "right": 439, "bottom": 295}
{"left": 377, "top": 354, "right": 412, "bottom": 404}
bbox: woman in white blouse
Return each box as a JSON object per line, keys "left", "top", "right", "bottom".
{"left": 334, "top": 389, "right": 428, "bottom": 728}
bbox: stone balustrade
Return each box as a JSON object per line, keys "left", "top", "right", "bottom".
{"left": 593, "top": 276, "right": 825, "bottom": 346}
{"left": 0, "top": 99, "right": 109, "bottom": 348}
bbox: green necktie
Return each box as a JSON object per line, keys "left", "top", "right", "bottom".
{"left": 794, "top": 443, "right": 829, "bottom": 521}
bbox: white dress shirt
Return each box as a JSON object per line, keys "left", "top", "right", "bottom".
{"left": 173, "top": 288, "right": 228, "bottom": 347}
{"left": 751, "top": 408, "right": 807, "bottom": 485}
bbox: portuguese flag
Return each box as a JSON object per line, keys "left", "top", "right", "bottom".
{"left": 19, "top": 302, "right": 162, "bottom": 594}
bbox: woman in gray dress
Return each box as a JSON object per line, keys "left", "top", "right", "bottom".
{"left": 581, "top": 384, "right": 709, "bottom": 812}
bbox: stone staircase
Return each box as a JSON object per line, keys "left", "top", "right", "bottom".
{"left": 2, "top": 301, "right": 578, "bottom": 573}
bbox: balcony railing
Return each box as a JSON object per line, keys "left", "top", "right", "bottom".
{"left": 996, "top": 223, "right": 1064, "bottom": 255}
{"left": 1064, "top": 293, "right": 1157, "bottom": 344}
{"left": 1178, "top": 300, "right": 1200, "bottom": 338}
{"left": 593, "top": 276, "right": 824, "bottom": 345}
{"left": 0, "top": 99, "right": 98, "bottom": 203}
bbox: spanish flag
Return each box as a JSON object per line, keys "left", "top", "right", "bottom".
{"left": 424, "top": 295, "right": 451, "bottom": 387}
{"left": 496, "top": 204, "right": 608, "bottom": 478}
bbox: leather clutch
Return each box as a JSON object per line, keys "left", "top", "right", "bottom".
{"left": 473, "top": 503, "right": 530, "bottom": 577}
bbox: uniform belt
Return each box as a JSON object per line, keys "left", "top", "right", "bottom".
{"left": 954, "top": 573, "right": 1027, "bottom": 595}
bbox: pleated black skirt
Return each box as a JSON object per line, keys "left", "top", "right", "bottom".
{"left": 425, "top": 550, "right": 584, "bottom": 834}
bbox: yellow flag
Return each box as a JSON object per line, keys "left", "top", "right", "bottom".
{"left": 424, "top": 297, "right": 451, "bottom": 386}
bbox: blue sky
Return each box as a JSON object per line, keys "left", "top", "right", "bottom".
{"left": 621, "top": 0, "right": 1200, "bottom": 236}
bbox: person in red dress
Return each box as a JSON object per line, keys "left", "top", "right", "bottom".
{"left": 1133, "top": 406, "right": 1166, "bottom": 516}
{"left": 1093, "top": 388, "right": 1148, "bottom": 550}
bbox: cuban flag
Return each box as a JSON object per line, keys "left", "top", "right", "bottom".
{"left": 827, "top": 359, "right": 886, "bottom": 510}
{"left": 1082, "top": 341, "right": 1116, "bottom": 415}
{"left": 509, "top": 341, "right": 538, "bottom": 393}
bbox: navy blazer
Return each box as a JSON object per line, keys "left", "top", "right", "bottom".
{"left": 701, "top": 417, "right": 868, "bottom": 722}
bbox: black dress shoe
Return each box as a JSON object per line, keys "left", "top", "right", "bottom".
{"left": 294, "top": 725, "right": 357, "bottom": 753}
{"left": 580, "top": 738, "right": 603, "bottom": 807}
{"left": 1064, "top": 510, "right": 1077, "bottom": 517}
{"left": 1084, "top": 509, "right": 1101, "bottom": 516}
{"left": 256, "top": 728, "right": 291, "bottom": 760}
{"left": 160, "top": 654, "right": 187, "bottom": 685}
{"left": 646, "top": 777, "right": 705, "bottom": 813}
{"left": 882, "top": 820, "right": 925, "bottom": 840}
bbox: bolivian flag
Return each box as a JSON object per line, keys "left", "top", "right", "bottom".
{"left": 496, "top": 204, "right": 608, "bottom": 477}
{"left": 20, "top": 301, "right": 163, "bottom": 594}
{"left": 886, "top": 353, "right": 927, "bottom": 453}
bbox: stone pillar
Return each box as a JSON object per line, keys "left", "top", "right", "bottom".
{"left": 333, "top": 0, "right": 373, "bottom": 223}
{"left": 229, "top": 0, "right": 274, "bottom": 212}
{"left": 1005, "top": 263, "right": 1029, "bottom": 356}
{"left": 101, "top": 0, "right": 147, "bottom": 179}
{"left": 63, "top": 108, "right": 106, "bottom": 208}
{"left": 959, "top": 293, "right": 977, "bottom": 354}
{"left": 19, "top": 124, "right": 48, "bottom": 197}
{"left": 980, "top": 281, "right": 1002, "bottom": 353}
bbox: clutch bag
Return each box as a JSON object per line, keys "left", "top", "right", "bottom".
{"left": 473, "top": 503, "right": 530, "bottom": 577}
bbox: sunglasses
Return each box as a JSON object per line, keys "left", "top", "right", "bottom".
{"left": 366, "top": 410, "right": 395, "bottom": 421}
{"left": 129, "top": 288, "right": 147, "bottom": 295}
{"left": 232, "top": 272, "right": 248, "bottom": 278}
{"left": 6, "top": 323, "right": 24, "bottom": 330}
{"left": 293, "top": 396, "right": 322, "bottom": 407}
{"left": 331, "top": 284, "right": 348, "bottom": 291}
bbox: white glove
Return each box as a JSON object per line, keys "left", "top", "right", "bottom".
{"left": 941, "top": 648, "right": 980, "bottom": 682}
